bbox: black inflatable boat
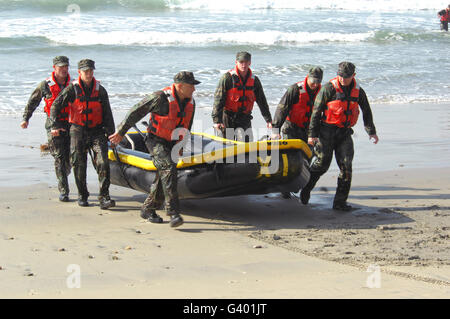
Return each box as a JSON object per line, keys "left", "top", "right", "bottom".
{"left": 108, "top": 131, "right": 312, "bottom": 199}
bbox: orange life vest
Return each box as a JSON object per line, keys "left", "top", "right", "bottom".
{"left": 224, "top": 67, "right": 256, "bottom": 114}
{"left": 69, "top": 77, "right": 103, "bottom": 128}
{"left": 286, "top": 76, "right": 321, "bottom": 129}
{"left": 44, "top": 72, "right": 71, "bottom": 121}
{"left": 440, "top": 9, "right": 449, "bottom": 21}
{"left": 147, "top": 85, "right": 195, "bottom": 142}
{"left": 324, "top": 77, "right": 360, "bottom": 128}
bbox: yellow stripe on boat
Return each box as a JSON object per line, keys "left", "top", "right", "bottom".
{"left": 109, "top": 133, "right": 312, "bottom": 171}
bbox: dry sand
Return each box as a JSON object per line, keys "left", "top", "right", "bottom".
{"left": 0, "top": 166, "right": 449, "bottom": 298}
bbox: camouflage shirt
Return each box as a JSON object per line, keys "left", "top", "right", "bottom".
{"left": 50, "top": 81, "right": 115, "bottom": 135}
{"left": 211, "top": 71, "right": 272, "bottom": 124}
{"left": 22, "top": 77, "right": 70, "bottom": 122}
{"left": 308, "top": 80, "right": 377, "bottom": 138}
{"left": 272, "top": 82, "right": 319, "bottom": 129}
{"left": 116, "top": 89, "right": 196, "bottom": 137}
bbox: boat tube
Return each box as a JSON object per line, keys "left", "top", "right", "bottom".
{"left": 108, "top": 130, "right": 312, "bottom": 200}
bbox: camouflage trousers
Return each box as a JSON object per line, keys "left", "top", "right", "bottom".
{"left": 308, "top": 125, "right": 354, "bottom": 205}
{"left": 219, "top": 111, "right": 254, "bottom": 142}
{"left": 281, "top": 120, "right": 308, "bottom": 142}
{"left": 70, "top": 125, "right": 110, "bottom": 199}
{"left": 142, "top": 136, "right": 180, "bottom": 214}
{"left": 45, "top": 118, "right": 71, "bottom": 195}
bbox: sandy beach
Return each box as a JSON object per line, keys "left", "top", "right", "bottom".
{"left": 0, "top": 109, "right": 449, "bottom": 299}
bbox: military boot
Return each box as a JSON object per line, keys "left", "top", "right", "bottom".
{"left": 140, "top": 209, "right": 163, "bottom": 223}
{"left": 78, "top": 194, "right": 89, "bottom": 207}
{"left": 99, "top": 195, "right": 116, "bottom": 210}
{"left": 59, "top": 194, "right": 69, "bottom": 202}
{"left": 332, "top": 178, "right": 352, "bottom": 211}
{"left": 300, "top": 171, "right": 321, "bottom": 205}
{"left": 167, "top": 211, "right": 184, "bottom": 228}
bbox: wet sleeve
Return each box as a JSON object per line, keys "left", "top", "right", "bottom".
{"left": 272, "top": 84, "right": 298, "bottom": 129}
{"left": 358, "top": 87, "right": 377, "bottom": 136}
{"left": 50, "top": 85, "right": 76, "bottom": 129}
{"left": 253, "top": 76, "right": 272, "bottom": 123}
{"left": 308, "top": 84, "right": 333, "bottom": 138}
{"left": 99, "top": 86, "right": 115, "bottom": 136}
{"left": 211, "top": 73, "right": 231, "bottom": 124}
{"left": 117, "top": 92, "right": 166, "bottom": 136}
{"left": 22, "top": 81, "right": 46, "bottom": 122}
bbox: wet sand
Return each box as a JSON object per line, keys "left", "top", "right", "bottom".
{"left": 0, "top": 105, "right": 449, "bottom": 298}
{"left": 0, "top": 167, "right": 448, "bottom": 298}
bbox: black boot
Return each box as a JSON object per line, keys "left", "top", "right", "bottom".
{"left": 332, "top": 202, "right": 353, "bottom": 211}
{"left": 78, "top": 194, "right": 89, "bottom": 207}
{"left": 333, "top": 178, "right": 352, "bottom": 211}
{"left": 300, "top": 171, "right": 321, "bottom": 205}
{"left": 141, "top": 209, "right": 163, "bottom": 223}
{"left": 59, "top": 194, "right": 69, "bottom": 202}
{"left": 167, "top": 211, "right": 184, "bottom": 228}
{"left": 99, "top": 195, "right": 116, "bottom": 210}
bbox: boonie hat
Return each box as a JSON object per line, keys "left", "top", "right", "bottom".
{"left": 53, "top": 56, "right": 69, "bottom": 67}
{"left": 236, "top": 51, "right": 251, "bottom": 62}
{"left": 174, "top": 71, "right": 201, "bottom": 85}
{"left": 78, "top": 59, "right": 96, "bottom": 71}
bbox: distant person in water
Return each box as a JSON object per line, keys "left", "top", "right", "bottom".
{"left": 437, "top": 5, "right": 450, "bottom": 31}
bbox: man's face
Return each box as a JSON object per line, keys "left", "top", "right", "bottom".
{"left": 235, "top": 60, "right": 251, "bottom": 75}
{"left": 78, "top": 69, "right": 94, "bottom": 84}
{"left": 338, "top": 74, "right": 355, "bottom": 86}
{"left": 53, "top": 65, "right": 69, "bottom": 79}
{"left": 307, "top": 77, "right": 321, "bottom": 91}
{"left": 176, "top": 82, "right": 196, "bottom": 100}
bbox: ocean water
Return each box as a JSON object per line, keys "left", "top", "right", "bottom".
{"left": 0, "top": 0, "right": 449, "bottom": 187}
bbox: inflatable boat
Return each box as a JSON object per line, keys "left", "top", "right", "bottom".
{"left": 108, "top": 130, "right": 312, "bottom": 199}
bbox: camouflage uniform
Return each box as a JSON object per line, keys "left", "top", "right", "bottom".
{"left": 50, "top": 70, "right": 115, "bottom": 203}
{"left": 116, "top": 86, "right": 196, "bottom": 216}
{"left": 23, "top": 77, "right": 71, "bottom": 196}
{"left": 303, "top": 65, "right": 377, "bottom": 209}
{"left": 211, "top": 53, "right": 272, "bottom": 141}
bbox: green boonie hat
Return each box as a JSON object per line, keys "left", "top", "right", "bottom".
{"left": 337, "top": 61, "right": 356, "bottom": 78}
{"left": 308, "top": 66, "right": 323, "bottom": 84}
{"left": 78, "top": 59, "right": 96, "bottom": 71}
{"left": 174, "top": 71, "right": 201, "bottom": 85}
{"left": 53, "top": 56, "right": 69, "bottom": 67}
{"left": 236, "top": 51, "right": 251, "bottom": 62}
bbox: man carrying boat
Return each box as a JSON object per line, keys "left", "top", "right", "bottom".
{"left": 271, "top": 66, "right": 323, "bottom": 199}
{"left": 20, "top": 56, "right": 72, "bottom": 202}
{"left": 109, "top": 71, "right": 200, "bottom": 228}
{"left": 50, "top": 59, "right": 116, "bottom": 210}
{"left": 300, "top": 62, "right": 379, "bottom": 211}
{"left": 212, "top": 51, "right": 272, "bottom": 142}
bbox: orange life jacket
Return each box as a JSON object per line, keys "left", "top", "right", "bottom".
{"left": 324, "top": 77, "right": 360, "bottom": 128}
{"left": 286, "top": 76, "right": 321, "bottom": 129}
{"left": 147, "top": 85, "right": 195, "bottom": 142}
{"left": 224, "top": 67, "right": 256, "bottom": 114}
{"left": 441, "top": 9, "right": 449, "bottom": 21}
{"left": 69, "top": 77, "right": 103, "bottom": 128}
{"left": 44, "top": 72, "right": 71, "bottom": 121}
